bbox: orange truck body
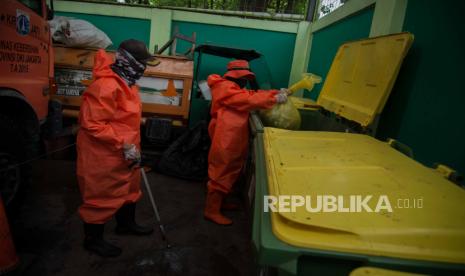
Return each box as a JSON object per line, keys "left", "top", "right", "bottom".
{"left": 0, "top": 0, "right": 55, "bottom": 209}
{"left": 0, "top": 0, "right": 53, "bottom": 121}
{"left": 52, "top": 46, "right": 193, "bottom": 125}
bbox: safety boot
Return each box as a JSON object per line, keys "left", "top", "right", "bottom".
{"left": 115, "top": 203, "right": 153, "bottom": 235}
{"left": 221, "top": 202, "right": 240, "bottom": 211}
{"left": 83, "top": 223, "right": 121, "bottom": 257}
{"left": 204, "top": 190, "right": 233, "bottom": 225}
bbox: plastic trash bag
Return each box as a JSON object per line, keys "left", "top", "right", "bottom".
{"left": 259, "top": 99, "right": 301, "bottom": 130}
{"left": 49, "top": 16, "right": 112, "bottom": 49}
{"left": 258, "top": 73, "right": 322, "bottom": 130}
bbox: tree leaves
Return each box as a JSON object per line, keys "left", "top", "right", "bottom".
{"left": 105, "top": 0, "right": 308, "bottom": 15}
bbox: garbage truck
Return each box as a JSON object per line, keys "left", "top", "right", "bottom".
{"left": 0, "top": 0, "right": 55, "bottom": 208}
{"left": 0, "top": 0, "right": 195, "bottom": 207}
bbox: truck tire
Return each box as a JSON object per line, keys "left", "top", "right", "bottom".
{"left": 0, "top": 114, "right": 35, "bottom": 212}
{"left": 258, "top": 266, "right": 278, "bottom": 276}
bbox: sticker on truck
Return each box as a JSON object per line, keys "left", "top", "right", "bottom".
{"left": 16, "top": 9, "right": 30, "bottom": 36}
{"left": 55, "top": 68, "right": 92, "bottom": 96}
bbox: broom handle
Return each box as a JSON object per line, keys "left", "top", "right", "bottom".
{"left": 140, "top": 168, "right": 167, "bottom": 240}
{"left": 140, "top": 167, "right": 171, "bottom": 244}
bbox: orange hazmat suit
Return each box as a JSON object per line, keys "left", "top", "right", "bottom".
{"left": 206, "top": 74, "right": 278, "bottom": 194}
{"left": 76, "top": 49, "right": 142, "bottom": 224}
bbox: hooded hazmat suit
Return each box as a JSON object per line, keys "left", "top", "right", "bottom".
{"left": 77, "top": 49, "right": 142, "bottom": 224}
{"left": 206, "top": 74, "right": 277, "bottom": 195}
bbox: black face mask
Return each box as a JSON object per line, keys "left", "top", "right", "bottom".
{"left": 111, "top": 48, "right": 146, "bottom": 86}
{"left": 227, "top": 77, "right": 248, "bottom": 88}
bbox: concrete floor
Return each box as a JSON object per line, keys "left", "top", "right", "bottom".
{"left": 9, "top": 159, "right": 254, "bottom": 276}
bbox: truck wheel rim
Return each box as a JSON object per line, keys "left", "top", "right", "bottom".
{"left": 0, "top": 153, "right": 20, "bottom": 206}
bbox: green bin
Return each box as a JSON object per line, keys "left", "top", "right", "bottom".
{"left": 249, "top": 33, "right": 465, "bottom": 276}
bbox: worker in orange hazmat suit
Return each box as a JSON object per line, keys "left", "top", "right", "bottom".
{"left": 204, "top": 60, "right": 288, "bottom": 225}
{"left": 76, "top": 39, "right": 159, "bottom": 257}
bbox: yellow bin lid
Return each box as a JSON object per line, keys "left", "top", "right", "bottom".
{"left": 264, "top": 128, "right": 465, "bottom": 264}
{"left": 317, "top": 33, "right": 414, "bottom": 127}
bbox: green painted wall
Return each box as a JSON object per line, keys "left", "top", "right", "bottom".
{"left": 55, "top": 12, "right": 151, "bottom": 50}
{"left": 305, "top": 7, "right": 374, "bottom": 100}
{"left": 377, "top": 0, "right": 465, "bottom": 174}
{"left": 172, "top": 21, "right": 296, "bottom": 89}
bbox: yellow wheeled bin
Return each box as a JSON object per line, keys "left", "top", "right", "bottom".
{"left": 251, "top": 33, "right": 465, "bottom": 275}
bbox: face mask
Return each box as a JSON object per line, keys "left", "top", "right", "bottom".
{"left": 111, "top": 48, "right": 146, "bottom": 86}
{"left": 226, "top": 77, "right": 248, "bottom": 88}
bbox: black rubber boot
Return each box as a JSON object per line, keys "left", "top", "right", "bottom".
{"left": 115, "top": 203, "right": 153, "bottom": 235}
{"left": 83, "top": 223, "right": 122, "bottom": 257}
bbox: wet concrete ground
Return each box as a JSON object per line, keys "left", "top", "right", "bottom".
{"left": 9, "top": 159, "right": 254, "bottom": 276}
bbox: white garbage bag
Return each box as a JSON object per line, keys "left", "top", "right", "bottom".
{"left": 49, "top": 16, "right": 112, "bottom": 49}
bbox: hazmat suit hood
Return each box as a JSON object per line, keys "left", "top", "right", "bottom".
{"left": 207, "top": 74, "right": 226, "bottom": 88}
{"left": 208, "top": 74, "right": 249, "bottom": 89}
{"left": 93, "top": 49, "right": 120, "bottom": 80}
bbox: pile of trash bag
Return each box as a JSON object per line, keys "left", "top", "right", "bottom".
{"left": 48, "top": 16, "right": 112, "bottom": 49}
{"left": 259, "top": 99, "right": 301, "bottom": 130}
{"left": 158, "top": 121, "right": 210, "bottom": 181}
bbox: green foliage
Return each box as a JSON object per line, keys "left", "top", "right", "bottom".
{"left": 87, "top": 0, "right": 308, "bottom": 15}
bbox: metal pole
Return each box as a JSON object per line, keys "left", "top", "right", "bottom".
{"left": 140, "top": 168, "right": 169, "bottom": 243}
{"left": 306, "top": 0, "right": 318, "bottom": 22}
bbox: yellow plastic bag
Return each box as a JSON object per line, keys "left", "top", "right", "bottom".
{"left": 259, "top": 73, "right": 322, "bottom": 130}
{"left": 259, "top": 100, "right": 301, "bottom": 130}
